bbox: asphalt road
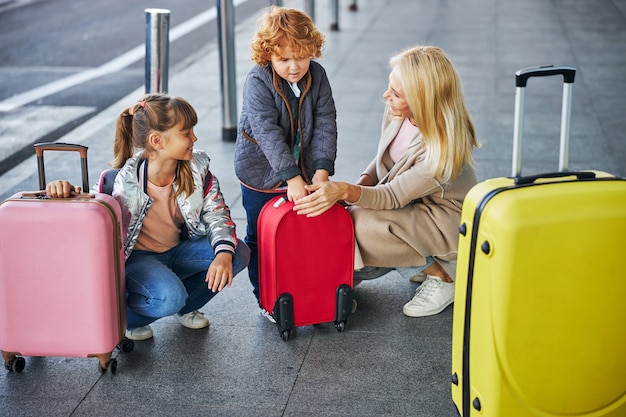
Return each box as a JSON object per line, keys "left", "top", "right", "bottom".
{"left": 0, "top": 0, "right": 266, "bottom": 174}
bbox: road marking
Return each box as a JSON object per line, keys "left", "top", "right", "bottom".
{"left": 0, "top": 105, "right": 95, "bottom": 161}
{"left": 0, "top": 0, "right": 248, "bottom": 112}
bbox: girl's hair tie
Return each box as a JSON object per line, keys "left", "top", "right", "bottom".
{"left": 128, "top": 99, "right": 147, "bottom": 116}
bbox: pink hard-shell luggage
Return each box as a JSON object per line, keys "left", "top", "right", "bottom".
{"left": 0, "top": 143, "right": 133, "bottom": 374}
{"left": 258, "top": 195, "right": 355, "bottom": 341}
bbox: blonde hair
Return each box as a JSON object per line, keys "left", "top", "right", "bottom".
{"left": 250, "top": 6, "right": 324, "bottom": 66}
{"left": 389, "top": 46, "right": 479, "bottom": 182}
{"left": 111, "top": 93, "right": 198, "bottom": 198}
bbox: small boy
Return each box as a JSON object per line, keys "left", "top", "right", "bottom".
{"left": 234, "top": 6, "right": 338, "bottom": 318}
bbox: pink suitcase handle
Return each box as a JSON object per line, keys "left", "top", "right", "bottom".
{"left": 19, "top": 190, "right": 96, "bottom": 200}
{"left": 33, "top": 142, "right": 90, "bottom": 192}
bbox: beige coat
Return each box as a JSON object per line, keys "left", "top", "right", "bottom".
{"left": 350, "top": 117, "right": 477, "bottom": 277}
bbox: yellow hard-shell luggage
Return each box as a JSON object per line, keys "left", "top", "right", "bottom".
{"left": 451, "top": 66, "right": 626, "bottom": 416}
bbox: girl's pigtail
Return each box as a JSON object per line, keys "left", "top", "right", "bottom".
{"left": 110, "top": 106, "right": 136, "bottom": 168}
{"left": 175, "top": 160, "right": 195, "bottom": 198}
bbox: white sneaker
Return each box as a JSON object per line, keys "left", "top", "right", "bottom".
{"left": 125, "top": 325, "right": 153, "bottom": 341}
{"left": 260, "top": 308, "right": 277, "bottom": 324}
{"left": 402, "top": 276, "right": 455, "bottom": 317}
{"left": 175, "top": 310, "right": 209, "bottom": 329}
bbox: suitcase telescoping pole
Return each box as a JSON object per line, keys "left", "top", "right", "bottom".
{"left": 34, "top": 142, "right": 90, "bottom": 193}
{"left": 512, "top": 65, "right": 576, "bottom": 177}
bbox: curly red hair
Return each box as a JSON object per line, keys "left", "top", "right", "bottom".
{"left": 250, "top": 6, "right": 325, "bottom": 66}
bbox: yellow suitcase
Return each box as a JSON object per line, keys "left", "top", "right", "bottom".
{"left": 451, "top": 66, "right": 626, "bottom": 416}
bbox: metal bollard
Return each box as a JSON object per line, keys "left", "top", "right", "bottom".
{"left": 304, "top": 0, "right": 314, "bottom": 21}
{"left": 217, "top": 0, "right": 237, "bottom": 142}
{"left": 330, "top": 0, "right": 339, "bottom": 31}
{"left": 145, "top": 8, "right": 170, "bottom": 93}
{"left": 269, "top": 0, "right": 283, "bottom": 5}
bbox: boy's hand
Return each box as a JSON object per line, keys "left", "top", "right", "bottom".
{"left": 46, "top": 180, "right": 81, "bottom": 198}
{"left": 312, "top": 169, "right": 330, "bottom": 184}
{"left": 286, "top": 176, "right": 307, "bottom": 202}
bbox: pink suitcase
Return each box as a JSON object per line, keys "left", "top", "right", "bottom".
{"left": 0, "top": 143, "right": 132, "bottom": 374}
{"left": 258, "top": 195, "right": 354, "bottom": 341}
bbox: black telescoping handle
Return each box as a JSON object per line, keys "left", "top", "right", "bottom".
{"left": 512, "top": 65, "right": 577, "bottom": 177}
{"left": 515, "top": 65, "right": 576, "bottom": 87}
{"left": 33, "top": 142, "right": 89, "bottom": 192}
{"left": 514, "top": 170, "right": 596, "bottom": 185}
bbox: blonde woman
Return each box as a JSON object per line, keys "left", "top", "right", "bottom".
{"left": 294, "top": 46, "right": 479, "bottom": 317}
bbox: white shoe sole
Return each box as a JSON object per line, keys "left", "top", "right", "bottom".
{"left": 175, "top": 314, "right": 209, "bottom": 329}
{"left": 260, "top": 309, "right": 277, "bottom": 324}
{"left": 402, "top": 298, "right": 454, "bottom": 317}
{"left": 125, "top": 327, "right": 154, "bottom": 341}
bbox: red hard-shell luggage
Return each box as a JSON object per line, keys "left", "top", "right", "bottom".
{"left": 258, "top": 195, "right": 355, "bottom": 341}
{"left": 0, "top": 143, "right": 133, "bottom": 374}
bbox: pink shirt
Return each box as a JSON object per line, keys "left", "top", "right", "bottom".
{"left": 134, "top": 180, "right": 184, "bottom": 253}
{"left": 388, "top": 118, "right": 419, "bottom": 163}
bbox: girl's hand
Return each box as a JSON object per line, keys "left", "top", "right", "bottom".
{"left": 205, "top": 252, "right": 233, "bottom": 292}
{"left": 46, "top": 180, "right": 81, "bottom": 198}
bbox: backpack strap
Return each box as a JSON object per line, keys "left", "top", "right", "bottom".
{"left": 98, "top": 168, "right": 120, "bottom": 195}
{"left": 98, "top": 160, "right": 145, "bottom": 195}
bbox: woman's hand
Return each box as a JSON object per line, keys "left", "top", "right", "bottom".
{"left": 205, "top": 252, "right": 233, "bottom": 292}
{"left": 294, "top": 181, "right": 353, "bottom": 217}
{"left": 46, "top": 180, "right": 81, "bottom": 198}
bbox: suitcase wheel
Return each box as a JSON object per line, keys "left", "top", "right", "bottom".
{"left": 118, "top": 337, "right": 135, "bottom": 353}
{"left": 281, "top": 329, "right": 291, "bottom": 341}
{"left": 4, "top": 356, "right": 26, "bottom": 373}
{"left": 274, "top": 293, "right": 294, "bottom": 341}
{"left": 100, "top": 358, "right": 117, "bottom": 375}
{"left": 334, "top": 285, "right": 355, "bottom": 332}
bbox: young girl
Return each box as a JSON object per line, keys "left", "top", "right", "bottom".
{"left": 294, "top": 45, "right": 480, "bottom": 317}
{"left": 47, "top": 93, "right": 250, "bottom": 340}
{"left": 234, "top": 6, "right": 338, "bottom": 318}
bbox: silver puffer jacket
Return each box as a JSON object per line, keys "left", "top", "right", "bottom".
{"left": 100, "top": 150, "right": 238, "bottom": 261}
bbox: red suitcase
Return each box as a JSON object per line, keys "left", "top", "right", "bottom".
{"left": 0, "top": 143, "right": 132, "bottom": 374}
{"left": 258, "top": 195, "right": 354, "bottom": 341}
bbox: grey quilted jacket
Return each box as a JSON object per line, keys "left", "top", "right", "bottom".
{"left": 234, "top": 61, "right": 337, "bottom": 190}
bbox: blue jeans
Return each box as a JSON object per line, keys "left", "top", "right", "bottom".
{"left": 125, "top": 237, "right": 250, "bottom": 329}
{"left": 240, "top": 184, "right": 284, "bottom": 305}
